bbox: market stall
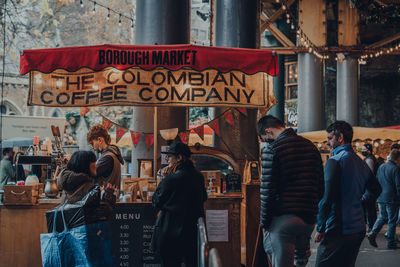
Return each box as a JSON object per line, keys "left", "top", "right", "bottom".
{"left": 300, "top": 126, "right": 400, "bottom": 163}
{"left": 0, "top": 44, "right": 278, "bottom": 267}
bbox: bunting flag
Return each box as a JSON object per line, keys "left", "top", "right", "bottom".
{"left": 236, "top": 108, "right": 247, "bottom": 116}
{"left": 208, "top": 119, "right": 220, "bottom": 136}
{"left": 102, "top": 116, "right": 113, "bottom": 130}
{"left": 130, "top": 131, "right": 142, "bottom": 147}
{"left": 193, "top": 125, "right": 205, "bottom": 141}
{"left": 224, "top": 110, "right": 235, "bottom": 126}
{"left": 80, "top": 107, "right": 89, "bottom": 116}
{"left": 116, "top": 125, "right": 127, "bottom": 144}
{"left": 179, "top": 131, "right": 190, "bottom": 144}
{"left": 145, "top": 134, "right": 154, "bottom": 147}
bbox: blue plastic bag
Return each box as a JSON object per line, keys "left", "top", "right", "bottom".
{"left": 40, "top": 204, "right": 114, "bottom": 267}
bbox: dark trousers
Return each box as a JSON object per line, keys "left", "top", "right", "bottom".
{"left": 315, "top": 230, "right": 365, "bottom": 267}
{"left": 362, "top": 200, "right": 377, "bottom": 230}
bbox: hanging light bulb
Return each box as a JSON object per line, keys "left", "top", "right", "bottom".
{"left": 276, "top": 0, "right": 280, "bottom": 3}
{"left": 92, "top": 1, "right": 96, "bottom": 14}
{"left": 308, "top": 47, "right": 313, "bottom": 53}
{"left": 282, "top": 4, "right": 287, "bottom": 10}
{"left": 291, "top": 23, "right": 295, "bottom": 30}
{"left": 286, "top": 18, "right": 290, "bottom": 24}
{"left": 107, "top": 8, "right": 110, "bottom": 20}
{"left": 119, "top": 14, "right": 122, "bottom": 26}
{"left": 286, "top": 13, "right": 290, "bottom": 19}
{"left": 80, "top": 0, "right": 83, "bottom": 7}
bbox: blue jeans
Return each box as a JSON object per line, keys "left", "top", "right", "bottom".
{"left": 370, "top": 203, "right": 399, "bottom": 246}
{"left": 263, "top": 214, "right": 315, "bottom": 267}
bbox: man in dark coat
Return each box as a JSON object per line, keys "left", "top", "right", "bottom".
{"left": 367, "top": 149, "right": 400, "bottom": 249}
{"left": 257, "top": 115, "right": 324, "bottom": 267}
{"left": 361, "top": 143, "right": 379, "bottom": 232}
{"left": 151, "top": 142, "right": 207, "bottom": 267}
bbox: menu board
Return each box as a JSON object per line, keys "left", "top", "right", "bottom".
{"left": 226, "top": 173, "right": 241, "bottom": 192}
{"left": 108, "top": 204, "right": 161, "bottom": 267}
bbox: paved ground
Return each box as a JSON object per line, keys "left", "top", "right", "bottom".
{"left": 307, "top": 225, "right": 400, "bottom": 267}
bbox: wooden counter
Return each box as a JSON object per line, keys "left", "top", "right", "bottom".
{"left": 205, "top": 193, "right": 242, "bottom": 267}
{"left": 0, "top": 203, "right": 57, "bottom": 267}
{"left": 0, "top": 195, "right": 243, "bottom": 267}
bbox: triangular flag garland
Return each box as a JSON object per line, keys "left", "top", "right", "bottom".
{"left": 208, "top": 119, "right": 220, "bottom": 136}
{"left": 145, "top": 134, "right": 154, "bottom": 147}
{"left": 193, "top": 125, "right": 205, "bottom": 141}
{"left": 130, "top": 131, "right": 141, "bottom": 147}
{"left": 96, "top": 107, "right": 247, "bottom": 148}
{"left": 224, "top": 109, "right": 235, "bottom": 126}
{"left": 236, "top": 108, "right": 247, "bottom": 116}
{"left": 116, "top": 125, "right": 127, "bottom": 144}
{"left": 102, "top": 116, "right": 113, "bottom": 130}
{"left": 179, "top": 131, "right": 190, "bottom": 144}
{"left": 80, "top": 107, "right": 89, "bottom": 116}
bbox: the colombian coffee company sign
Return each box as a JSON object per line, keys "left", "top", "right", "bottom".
{"left": 20, "top": 44, "right": 278, "bottom": 108}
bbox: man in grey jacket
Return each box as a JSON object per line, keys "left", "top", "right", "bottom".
{"left": 87, "top": 124, "right": 124, "bottom": 189}
{"left": 368, "top": 149, "right": 400, "bottom": 249}
{"left": 257, "top": 115, "right": 324, "bottom": 267}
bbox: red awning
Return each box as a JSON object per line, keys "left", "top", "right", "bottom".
{"left": 20, "top": 44, "right": 278, "bottom": 76}
{"left": 382, "top": 125, "right": 400, "bottom": 129}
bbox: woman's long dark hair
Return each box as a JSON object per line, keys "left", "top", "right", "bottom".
{"left": 67, "top": 151, "right": 97, "bottom": 176}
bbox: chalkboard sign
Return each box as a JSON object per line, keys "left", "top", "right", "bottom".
{"left": 108, "top": 203, "right": 161, "bottom": 267}
{"left": 226, "top": 173, "right": 241, "bottom": 192}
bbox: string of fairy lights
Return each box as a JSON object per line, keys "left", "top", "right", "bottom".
{"left": 76, "top": 0, "right": 399, "bottom": 63}
{"left": 275, "top": 0, "right": 400, "bottom": 63}
{"left": 79, "top": 0, "right": 135, "bottom": 28}
{"left": 358, "top": 42, "right": 400, "bottom": 64}
{"left": 275, "top": 0, "right": 329, "bottom": 60}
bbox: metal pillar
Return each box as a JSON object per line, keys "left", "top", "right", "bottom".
{"left": 131, "top": 0, "right": 188, "bottom": 177}
{"left": 214, "top": 0, "right": 259, "bottom": 160}
{"left": 297, "top": 53, "right": 324, "bottom": 133}
{"left": 268, "top": 55, "right": 285, "bottom": 122}
{"left": 336, "top": 57, "right": 359, "bottom": 125}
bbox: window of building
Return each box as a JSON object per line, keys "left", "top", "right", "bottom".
{"left": 284, "top": 62, "right": 298, "bottom": 128}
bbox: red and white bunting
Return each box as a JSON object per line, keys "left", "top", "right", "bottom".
{"left": 179, "top": 131, "right": 190, "bottom": 144}
{"left": 236, "top": 108, "right": 247, "bottom": 116}
{"left": 102, "top": 116, "right": 113, "bottom": 130}
{"left": 145, "top": 134, "right": 154, "bottom": 147}
{"left": 208, "top": 119, "right": 220, "bottom": 136}
{"left": 130, "top": 131, "right": 142, "bottom": 147}
{"left": 80, "top": 107, "right": 89, "bottom": 116}
{"left": 193, "top": 125, "right": 205, "bottom": 140}
{"left": 116, "top": 125, "right": 127, "bottom": 144}
{"left": 224, "top": 109, "right": 235, "bottom": 126}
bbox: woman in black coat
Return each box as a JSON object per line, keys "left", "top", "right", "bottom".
{"left": 151, "top": 142, "right": 207, "bottom": 267}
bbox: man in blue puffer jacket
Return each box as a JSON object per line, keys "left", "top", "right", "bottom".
{"left": 315, "top": 121, "right": 382, "bottom": 267}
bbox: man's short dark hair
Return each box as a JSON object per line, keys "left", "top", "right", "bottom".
{"left": 390, "top": 144, "right": 400, "bottom": 151}
{"left": 363, "top": 143, "right": 373, "bottom": 153}
{"left": 67, "top": 151, "right": 97, "bottom": 176}
{"left": 326, "top": 121, "right": 353, "bottom": 144}
{"left": 257, "top": 115, "right": 284, "bottom": 136}
{"left": 389, "top": 149, "right": 400, "bottom": 161}
{"left": 2, "top": 148, "right": 13, "bottom": 156}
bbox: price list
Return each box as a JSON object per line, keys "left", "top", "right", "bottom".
{"left": 109, "top": 204, "right": 162, "bottom": 267}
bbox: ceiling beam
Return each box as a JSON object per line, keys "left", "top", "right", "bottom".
{"left": 260, "top": 0, "right": 296, "bottom": 33}
{"left": 365, "top": 32, "right": 400, "bottom": 49}
{"left": 266, "top": 23, "right": 296, "bottom": 47}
